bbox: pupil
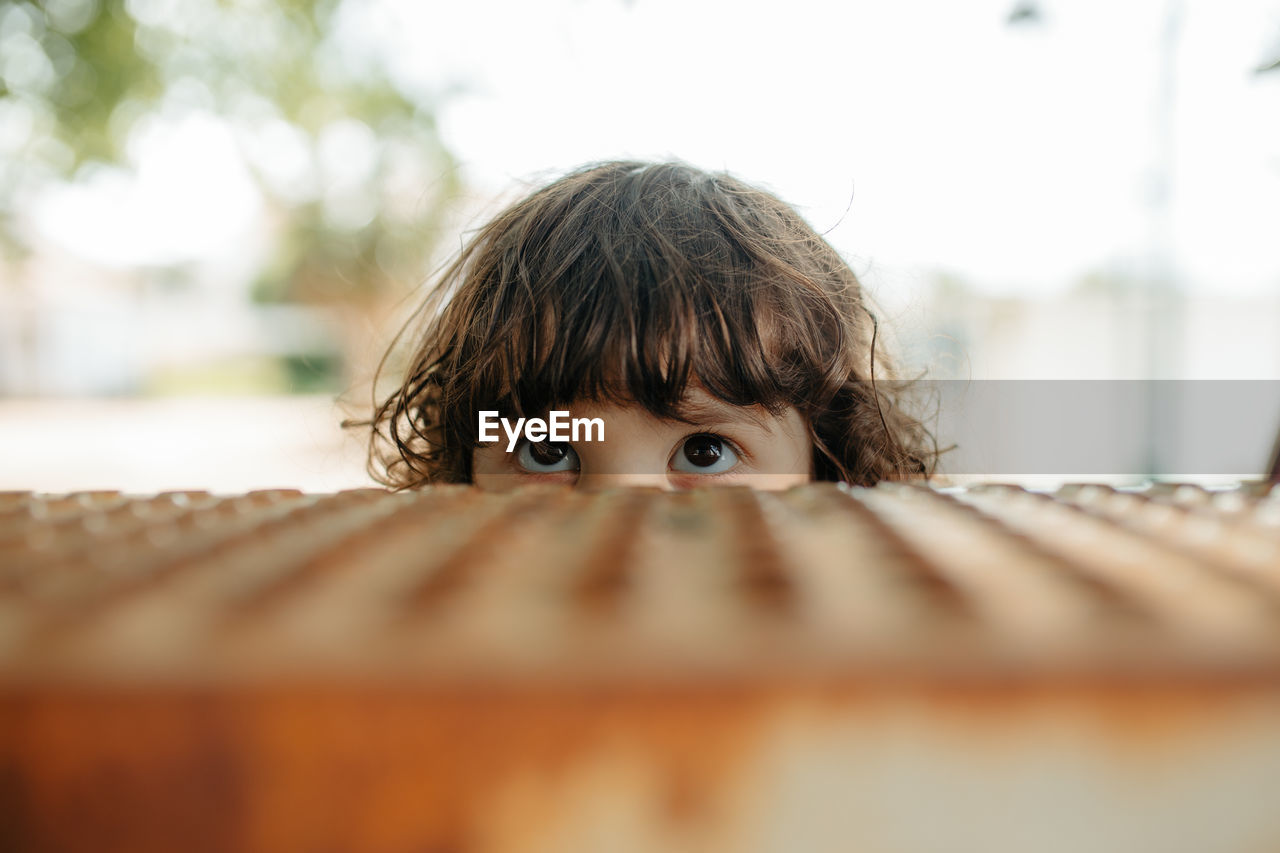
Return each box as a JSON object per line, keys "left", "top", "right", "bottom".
{"left": 529, "top": 442, "right": 567, "bottom": 465}
{"left": 683, "top": 435, "right": 722, "bottom": 467}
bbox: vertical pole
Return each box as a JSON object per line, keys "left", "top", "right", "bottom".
{"left": 1143, "top": 0, "right": 1184, "bottom": 478}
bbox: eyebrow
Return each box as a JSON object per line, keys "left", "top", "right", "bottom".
{"left": 670, "top": 397, "right": 774, "bottom": 432}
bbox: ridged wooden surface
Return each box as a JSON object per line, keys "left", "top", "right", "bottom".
{"left": 2, "top": 482, "right": 1279, "bottom": 683}
{"left": 5, "top": 483, "right": 1280, "bottom": 853}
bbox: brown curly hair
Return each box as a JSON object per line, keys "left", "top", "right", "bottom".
{"left": 363, "top": 160, "right": 938, "bottom": 488}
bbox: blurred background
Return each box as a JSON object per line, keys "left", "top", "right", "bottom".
{"left": 1, "top": 0, "right": 1278, "bottom": 491}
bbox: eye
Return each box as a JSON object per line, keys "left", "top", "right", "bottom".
{"left": 515, "top": 440, "right": 579, "bottom": 473}
{"left": 670, "top": 434, "right": 740, "bottom": 475}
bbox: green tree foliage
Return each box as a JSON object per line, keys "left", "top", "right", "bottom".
{"left": 0, "top": 0, "right": 459, "bottom": 301}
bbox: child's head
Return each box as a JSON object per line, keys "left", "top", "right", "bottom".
{"left": 368, "top": 160, "right": 936, "bottom": 490}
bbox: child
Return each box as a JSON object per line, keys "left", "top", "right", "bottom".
{"left": 365, "top": 160, "right": 937, "bottom": 490}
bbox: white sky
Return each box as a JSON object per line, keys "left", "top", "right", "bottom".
{"left": 31, "top": 0, "right": 1280, "bottom": 296}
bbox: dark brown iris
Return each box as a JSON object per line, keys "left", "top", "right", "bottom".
{"left": 529, "top": 442, "right": 569, "bottom": 465}
{"left": 682, "top": 435, "right": 723, "bottom": 468}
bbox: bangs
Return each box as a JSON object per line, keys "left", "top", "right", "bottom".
{"left": 496, "top": 251, "right": 797, "bottom": 420}
{"left": 446, "top": 162, "right": 851, "bottom": 430}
